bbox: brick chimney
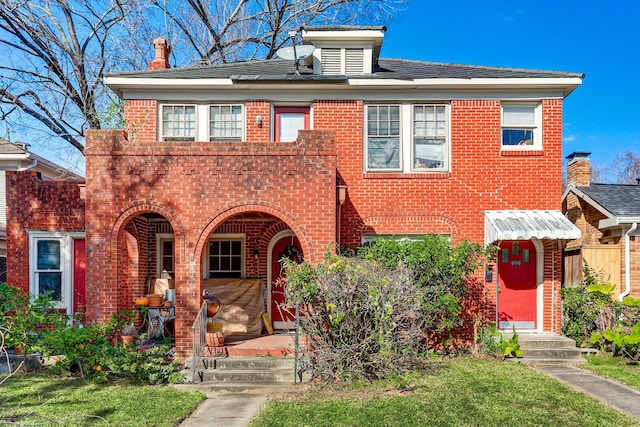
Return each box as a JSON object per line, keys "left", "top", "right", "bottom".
{"left": 148, "top": 37, "right": 170, "bottom": 70}
{"left": 566, "top": 151, "right": 591, "bottom": 187}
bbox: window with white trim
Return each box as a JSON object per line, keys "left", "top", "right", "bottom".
{"left": 156, "top": 234, "right": 174, "bottom": 278}
{"left": 365, "top": 104, "right": 450, "bottom": 173}
{"left": 29, "top": 232, "right": 84, "bottom": 313}
{"left": 501, "top": 103, "right": 542, "bottom": 149}
{"left": 206, "top": 236, "right": 244, "bottom": 278}
{"left": 209, "top": 105, "right": 243, "bottom": 141}
{"left": 161, "top": 105, "right": 196, "bottom": 141}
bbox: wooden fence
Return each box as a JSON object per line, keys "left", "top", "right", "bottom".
{"left": 564, "top": 244, "right": 621, "bottom": 296}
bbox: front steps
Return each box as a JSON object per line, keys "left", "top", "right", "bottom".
{"left": 505, "top": 333, "right": 587, "bottom": 366}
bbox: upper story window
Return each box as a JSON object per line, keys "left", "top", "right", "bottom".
{"left": 209, "top": 105, "right": 243, "bottom": 141}
{"left": 160, "top": 104, "right": 245, "bottom": 142}
{"left": 365, "top": 104, "right": 450, "bottom": 173}
{"left": 501, "top": 103, "right": 542, "bottom": 149}
{"left": 162, "top": 105, "right": 196, "bottom": 141}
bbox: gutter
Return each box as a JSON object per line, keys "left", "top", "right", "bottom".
{"left": 620, "top": 222, "right": 638, "bottom": 301}
{"left": 17, "top": 157, "right": 37, "bottom": 171}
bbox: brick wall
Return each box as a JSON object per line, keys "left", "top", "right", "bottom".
{"left": 6, "top": 171, "right": 85, "bottom": 293}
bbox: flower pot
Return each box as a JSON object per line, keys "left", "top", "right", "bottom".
{"left": 206, "top": 332, "right": 225, "bottom": 347}
{"left": 121, "top": 335, "right": 135, "bottom": 345}
{"left": 146, "top": 294, "right": 163, "bottom": 306}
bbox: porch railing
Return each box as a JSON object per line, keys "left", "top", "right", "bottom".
{"left": 190, "top": 302, "right": 208, "bottom": 383}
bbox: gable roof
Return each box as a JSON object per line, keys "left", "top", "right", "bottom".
{"left": 0, "top": 139, "right": 84, "bottom": 179}
{"left": 563, "top": 183, "right": 640, "bottom": 228}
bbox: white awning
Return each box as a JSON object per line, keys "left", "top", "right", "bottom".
{"left": 484, "top": 210, "right": 581, "bottom": 245}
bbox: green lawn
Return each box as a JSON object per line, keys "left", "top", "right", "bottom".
{"left": 584, "top": 355, "right": 640, "bottom": 389}
{"left": 0, "top": 372, "right": 204, "bottom": 426}
{"left": 251, "top": 359, "right": 639, "bottom": 427}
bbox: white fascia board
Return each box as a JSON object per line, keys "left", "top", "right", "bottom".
{"left": 105, "top": 77, "right": 234, "bottom": 97}
{"left": 302, "top": 29, "right": 385, "bottom": 44}
{"left": 599, "top": 217, "right": 640, "bottom": 229}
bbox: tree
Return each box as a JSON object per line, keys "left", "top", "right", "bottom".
{"left": 0, "top": 0, "right": 408, "bottom": 158}
{"left": 610, "top": 150, "right": 640, "bottom": 184}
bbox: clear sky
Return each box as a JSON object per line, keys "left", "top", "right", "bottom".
{"left": 382, "top": 1, "right": 640, "bottom": 182}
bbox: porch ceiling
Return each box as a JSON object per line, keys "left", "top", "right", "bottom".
{"left": 484, "top": 210, "right": 581, "bottom": 245}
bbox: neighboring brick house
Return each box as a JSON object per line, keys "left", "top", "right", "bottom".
{"left": 8, "top": 26, "right": 583, "bottom": 358}
{"left": 563, "top": 152, "right": 640, "bottom": 300}
{"left": 0, "top": 139, "right": 84, "bottom": 302}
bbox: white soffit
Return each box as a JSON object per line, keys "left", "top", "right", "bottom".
{"left": 484, "top": 210, "right": 581, "bottom": 245}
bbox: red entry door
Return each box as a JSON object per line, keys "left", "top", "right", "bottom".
{"left": 73, "top": 239, "right": 86, "bottom": 313}
{"left": 270, "top": 234, "right": 302, "bottom": 329}
{"left": 497, "top": 240, "right": 536, "bottom": 330}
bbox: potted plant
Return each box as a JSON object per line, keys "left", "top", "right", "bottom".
{"left": 120, "top": 324, "right": 139, "bottom": 345}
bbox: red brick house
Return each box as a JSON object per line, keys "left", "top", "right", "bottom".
{"left": 8, "top": 26, "right": 583, "bottom": 358}
{"left": 563, "top": 152, "right": 640, "bottom": 300}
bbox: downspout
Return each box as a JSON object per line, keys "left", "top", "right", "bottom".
{"left": 620, "top": 222, "right": 638, "bottom": 302}
{"left": 336, "top": 180, "right": 347, "bottom": 250}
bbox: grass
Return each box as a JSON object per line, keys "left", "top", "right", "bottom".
{"left": 0, "top": 371, "right": 204, "bottom": 426}
{"left": 250, "top": 359, "right": 639, "bottom": 427}
{"left": 584, "top": 355, "right": 640, "bottom": 389}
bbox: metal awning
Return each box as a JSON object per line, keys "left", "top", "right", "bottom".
{"left": 484, "top": 210, "right": 581, "bottom": 245}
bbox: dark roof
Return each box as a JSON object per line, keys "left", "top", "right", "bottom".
{"left": 0, "top": 139, "right": 29, "bottom": 155}
{"left": 106, "top": 57, "right": 584, "bottom": 81}
{"left": 580, "top": 183, "right": 640, "bottom": 217}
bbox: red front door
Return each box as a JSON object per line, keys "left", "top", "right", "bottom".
{"left": 497, "top": 240, "right": 537, "bottom": 330}
{"left": 73, "top": 239, "right": 86, "bottom": 313}
{"left": 270, "top": 234, "right": 302, "bottom": 329}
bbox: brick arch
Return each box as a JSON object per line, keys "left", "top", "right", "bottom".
{"left": 356, "top": 213, "right": 459, "bottom": 239}
{"left": 194, "top": 202, "right": 312, "bottom": 265}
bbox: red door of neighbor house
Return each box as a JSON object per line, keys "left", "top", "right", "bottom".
{"left": 497, "top": 240, "right": 536, "bottom": 330}
{"left": 73, "top": 239, "right": 86, "bottom": 313}
{"left": 274, "top": 106, "right": 310, "bottom": 142}
{"left": 270, "top": 235, "right": 302, "bottom": 330}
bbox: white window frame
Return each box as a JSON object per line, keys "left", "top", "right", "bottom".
{"left": 156, "top": 233, "right": 175, "bottom": 278}
{"left": 500, "top": 102, "right": 542, "bottom": 149}
{"left": 209, "top": 104, "right": 244, "bottom": 141}
{"left": 160, "top": 104, "right": 197, "bottom": 141}
{"left": 364, "top": 103, "right": 451, "bottom": 173}
{"left": 159, "top": 104, "right": 246, "bottom": 142}
{"left": 203, "top": 234, "right": 245, "bottom": 279}
{"left": 28, "top": 231, "right": 84, "bottom": 314}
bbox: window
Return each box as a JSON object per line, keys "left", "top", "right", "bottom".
{"left": 209, "top": 105, "right": 243, "bottom": 141}
{"left": 413, "top": 105, "right": 447, "bottom": 170}
{"left": 206, "top": 237, "right": 244, "bottom": 278}
{"left": 156, "top": 234, "right": 174, "bottom": 278}
{"left": 274, "top": 106, "right": 310, "bottom": 142}
{"left": 365, "top": 104, "right": 450, "bottom": 173}
{"left": 161, "top": 105, "right": 196, "bottom": 141}
{"left": 29, "top": 232, "right": 84, "bottom": 314}
{"left": 366, "top": 105, "right": 401, "bottom": 170}
{"left": 501, "top": 103, "right": 541, "bottom": 148}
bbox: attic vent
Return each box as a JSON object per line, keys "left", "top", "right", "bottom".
{"left": 321, "top": 48, "right": 341, "bottom": 74}
{"left": 345, "top": 48, "right": 364, "bottom": 74}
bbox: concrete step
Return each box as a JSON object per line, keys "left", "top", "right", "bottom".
{"left": 519, "top": 347, "right": 584, "bottom": 359}
{"left": 505, "top": 334, "right": 587, "bottom": 367}
{"left": 190, "top": 355, "right": 308, "bottom": 385}
{"left": 199, "top": 367, "right": 296, "bottom": 383}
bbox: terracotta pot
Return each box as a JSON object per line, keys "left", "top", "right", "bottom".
{"left": 146, "top": 294, "right": 163, "bottom": 306}
{"left": 163, "top": 300, "right": 173, "bottom": 307}
{"left": 206, "top": 332, "right": 225, "bottom": 347}
{"left": 121, "top": 335, "right": 135, "bottom": 345}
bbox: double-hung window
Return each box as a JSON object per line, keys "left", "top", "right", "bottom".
{"left": 161, "top": 105, "right": 196, "bottom": 141}
{"left": 366, "top": 105, "right": 401, "bottom": 170}
{"left": 501, "top": 103, "right": 541, "bottom": 149}
{"left": 35, "top": 239, "right": 63, "bottom": 301}
{"left": 365, "top": 104, "right": 449, "bottom": 173}
{"left": 209, "top": 105, "right": 243, "bottom": 141}
{"left": 156, "top": 234, "right": 175, "bottom": 278}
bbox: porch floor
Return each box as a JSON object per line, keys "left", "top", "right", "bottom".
{"left": 213, "top": 332, "right": 295, "bottom": 357}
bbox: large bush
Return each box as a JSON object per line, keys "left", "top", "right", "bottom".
{"left": 282, "top": 237, "right": 487, "bottom": 382}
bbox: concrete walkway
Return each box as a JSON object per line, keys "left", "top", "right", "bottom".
{"left": 535, "top": 365, "right": 640, "bottom": 422}
{"left": 177, "top": 364, "right": 640, "bottom": 426}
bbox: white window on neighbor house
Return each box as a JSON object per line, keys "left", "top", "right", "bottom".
{"left": 29, "top": 232, "right": 83, "bottom": 314}
{"left": 365, "top": 104, "right": 450, "bottom": 173}
{"left": 209, "top": 105, "right": 243, "bottom": 141}
{"left": 205, "top": 235, "right": 244, "bottom": 278}
{"left": 161, "top": 104, "right": 196, "bottom": 141}
{"left": 501, "top": 103, "right": 542, "bottom": 149}
{"left": 156, "top": 234, "right": 175, "bottom": 278}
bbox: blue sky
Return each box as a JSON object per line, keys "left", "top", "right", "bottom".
{"left": 383, "top": 1, "right": 640, "bottom": 182}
